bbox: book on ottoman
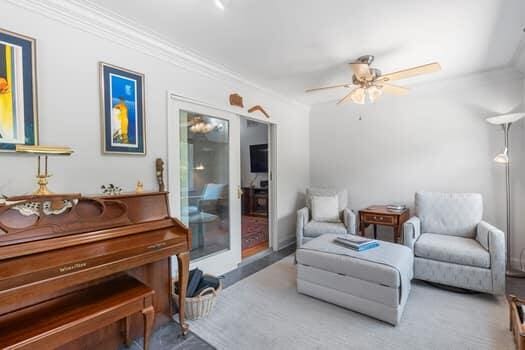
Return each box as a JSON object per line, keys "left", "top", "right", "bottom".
{"left": 334, "top": 235, "right": 379, "bottom": 251}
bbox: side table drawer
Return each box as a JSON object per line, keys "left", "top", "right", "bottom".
{"left": 363, "top": 214, "right": 395, "bottom": 225}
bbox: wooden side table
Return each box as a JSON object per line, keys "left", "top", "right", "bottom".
{"left": 509, "top": 295, "right": 525, "bottom": 350}
{"left": 359, "top": 205, "right": 410, "bottom": 243}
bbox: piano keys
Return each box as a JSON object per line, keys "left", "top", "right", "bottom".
{"left": 0, "top": 192, "right": 191, "bottom": 349}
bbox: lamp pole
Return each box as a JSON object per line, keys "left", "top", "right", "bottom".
{"left": 487, "top": 113, "right": 525, "bottom": 277}
{"left": 502, "top": 122, "right": 525, "bottom": 277}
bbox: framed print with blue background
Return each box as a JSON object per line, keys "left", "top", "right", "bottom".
{"left": 100, "top": 62, "right": 145, "bottom": 155}
{"left": 0, "top": 28, "right": 38, "bottom": 151}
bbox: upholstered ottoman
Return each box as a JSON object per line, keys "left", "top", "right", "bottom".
{"left": 296, "top": 234, "right": 413, "bottom": 325}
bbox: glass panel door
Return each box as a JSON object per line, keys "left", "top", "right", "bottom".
{"left": 180, "top": 110, "right": 231, "bottom": 260}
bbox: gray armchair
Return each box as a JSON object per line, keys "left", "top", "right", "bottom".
{"left": 297, "top": 188, "right": 356, "bottom": 248}
{"left": 403, "top": 192, "right": 505, "bottom": 295}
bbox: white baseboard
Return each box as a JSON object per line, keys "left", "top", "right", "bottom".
{"left": 511, "top": 257, "right": 525, "bottom": 271}
{"left": 277, "top": 236, "right": 296, "bottom": 250}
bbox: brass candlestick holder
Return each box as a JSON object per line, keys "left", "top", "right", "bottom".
{"left": 16, "top": 145, "right": 74, "bottom": 195}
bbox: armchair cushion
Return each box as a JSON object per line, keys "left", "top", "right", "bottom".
{"left": 414, "top": 233, "right": 490, "bottom": 268}
{"left": 311, "top": 195, "right": 340, "bottom": 222}
{"left": 415, "top": 192, "right": 482, "bottom": 238}
{"left": 202, "top": 183, "right": 226, "bottom": 200}
{"left": 306, "top": 188, "right": 347, "bottom": 211}
{"left": 304, "top": 221, "right": 347, "bottom": 237}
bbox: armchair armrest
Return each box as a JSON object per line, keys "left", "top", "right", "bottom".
{"left": 403, "top": 216, "right": 421, "bottom": 251}
{"left": 477, "top": 221, "right": 505, "bottom": 294}
{"left": 343, "top": 208, "right": 356, "bottom": 235}
{"left": 296, "top": 207, "right": 309, "bottom": 248}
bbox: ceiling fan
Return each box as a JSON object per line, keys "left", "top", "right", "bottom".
{"left": 305, "top": 55, "right": 441, "bottom": 105}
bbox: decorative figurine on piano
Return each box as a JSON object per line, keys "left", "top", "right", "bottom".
{"left": 156, "top": 158, "right": 165, "bottom": 192}
{"left": 101, "top": 184, "right": 123, "bottom": 196}
{"left": 136, "top": 181, "right": 144, "bottom": 193}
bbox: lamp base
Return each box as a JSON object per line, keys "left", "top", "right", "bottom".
{"left": 33, "top": 175, "right": 53, "bottom": 196}
{"left": 506, "top": 269, "right": 525, "bottom": 278}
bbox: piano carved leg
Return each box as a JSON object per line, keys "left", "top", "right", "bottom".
{"left": 142, "top": 305, "right": 155, "bottom": 350}
{"left": 177, "top": 251, "right": 190, "bottom": 336}
{"left": 123, "top": 316, "right": 132, "bottom": 347}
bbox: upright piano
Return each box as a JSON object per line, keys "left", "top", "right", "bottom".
{"left": 0, "top": 192, "right": 191, "bottom": 349}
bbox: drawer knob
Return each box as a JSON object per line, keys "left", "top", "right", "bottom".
{"left": 148, "top": 242, "right": 167, "bottom": 250}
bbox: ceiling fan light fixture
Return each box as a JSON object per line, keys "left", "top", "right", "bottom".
{"left": 305, "top": 55, "right": 440, "bottom": 106}
{"left": 367, "top": 85, "right": 383, "bottom": 103}
{"left": 350, "top": 88, "right": 366, "bottom": 104}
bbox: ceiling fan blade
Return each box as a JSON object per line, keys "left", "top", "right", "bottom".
{"left": 336, "top": 89, "right": 355, "bottom": 105}
{"left": 377, "top": 62, "right": 441, "bottom": 82}
{"left": 305, "top": 83, "right": 352, "bottom": 93}
{"left": 378, "top": 83, "right": 409, "bottom": 96}
{"left": 350, "top": 63, "right": 372, "bottom": 81}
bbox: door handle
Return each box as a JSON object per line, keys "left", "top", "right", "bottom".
{"left": 237, "top": 186, "right": 244, "bottom": 199}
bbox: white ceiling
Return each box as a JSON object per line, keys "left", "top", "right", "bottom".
{"left": 83, "top": 0, "right": 525, "bottom": 105}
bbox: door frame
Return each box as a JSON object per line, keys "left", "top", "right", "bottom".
{"left": 238, "top": 115, "right": 278, "bottom": 255}
{"left": 167, "top": 92, "right": 277, "bottom": 276}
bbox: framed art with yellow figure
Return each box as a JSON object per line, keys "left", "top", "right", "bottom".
{"left": 0, "top": 28, "right": 38, "bottom": 151}
{"left": 99, "top": 62, "right": 145, "bottom": 155}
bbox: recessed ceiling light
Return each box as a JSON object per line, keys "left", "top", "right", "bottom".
{"left": 214, "top": 0, "right": 225, "bottom": 10}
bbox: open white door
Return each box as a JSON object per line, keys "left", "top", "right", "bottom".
{"left": 168, "top": 97, "right": 241, "bottom": 276}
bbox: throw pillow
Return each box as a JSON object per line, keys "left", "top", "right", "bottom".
{"left": 311, "top": 195, "right": 340, "bottom": 222}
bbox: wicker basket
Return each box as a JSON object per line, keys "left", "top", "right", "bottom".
{"left": 172, "top": 276, "right": 222, "bottom": 320}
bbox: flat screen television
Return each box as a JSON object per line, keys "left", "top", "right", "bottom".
{"left": 250, "top": 144, "right": 268, "bottom": 173}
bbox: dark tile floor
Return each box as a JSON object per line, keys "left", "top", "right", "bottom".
{"left": 123, "top": 244, "right": 296, "bottom": 350}
{"left": 221, "top": 244, "right": 295, "bottom": 288}
{"left": 122, "top": 323, "right": 215, "bottom": 350}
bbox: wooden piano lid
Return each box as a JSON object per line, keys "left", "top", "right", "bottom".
{"left": 0, "top": 191, "right": 188, "bottom": 260}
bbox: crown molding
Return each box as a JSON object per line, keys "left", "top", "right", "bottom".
{"left": 5, "top": 0, "right": 308, "bottom": 110}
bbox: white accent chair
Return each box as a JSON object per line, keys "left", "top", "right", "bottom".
{"left": 186, "top": 183, "right": 227, "bottom": 251}
{"left": 296, "top": 188, "right": 356, "bottom": 248}
{"left": 403, "top": 192, "right": 505, "bottom": 295}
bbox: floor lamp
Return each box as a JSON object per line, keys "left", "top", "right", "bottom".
{"left": 486, "top": 113, "right": 525, "bottom": 278}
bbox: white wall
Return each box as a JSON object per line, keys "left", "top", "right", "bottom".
{"left": 0, "top": 1, "right": 309, "bottom": 249}
{"left": 240, "top": 119, "right": 268, "bottom": 188}
{"left": 309, "top": 67, "right": 525, "bottom": 267}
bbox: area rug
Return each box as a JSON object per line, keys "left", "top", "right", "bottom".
{"left": 241, "top": 215, "right": 268, "bottom": 250}
{"left": 189, "top": 255, "right": 513, "bottom": 350}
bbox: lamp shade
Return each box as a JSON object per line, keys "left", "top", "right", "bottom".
{"left": 367, "top": 85, "right": 383, "bottom": 103}
{"left": 15, "top": 145, "right": 74, "bottom": 155}
{"left": 349, "top": 88, "right": 366, "bottom": 104}
{"left": 486, "top": 113, "right": 525, "bottom": 125}
{"left": 494, "top": 148, "right": 509, "bottom": 164}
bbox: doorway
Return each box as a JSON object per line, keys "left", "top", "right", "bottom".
{"left": 168, "top": 94, "right": 275, "bottom": 276}
{"left": 169, "top": 98, "right": 242, "bottom": 276}
{"left": 240, "top": 118, "right": 270, "bottom": 259}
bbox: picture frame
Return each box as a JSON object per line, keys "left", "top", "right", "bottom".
{"left": 0, "top": 28, "right": 38, "bottom": 151}
{"left": 99, "top": 62, "right": 146, "bottom": 155}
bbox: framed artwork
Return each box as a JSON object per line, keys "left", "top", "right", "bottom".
{"left": 100, "top": 62, "right": 145, "bottom": 155}
{"left": 0, "top": 28, "right": 38, "bottom": 151}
